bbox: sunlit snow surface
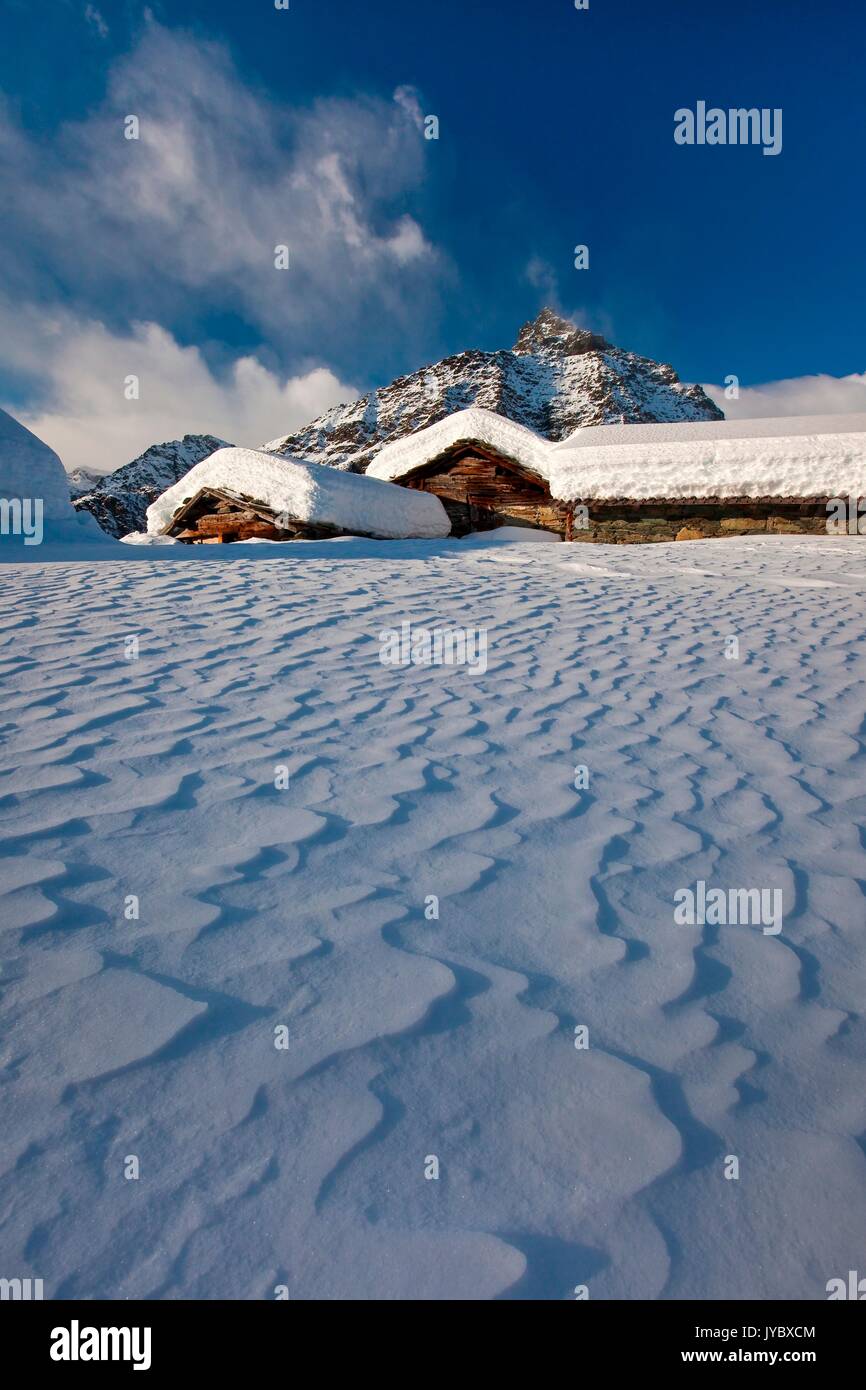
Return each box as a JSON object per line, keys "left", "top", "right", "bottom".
{"left": 1, "top": 534, "right": 865, "bottom": 1300}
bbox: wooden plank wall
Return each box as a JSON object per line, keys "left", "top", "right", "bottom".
{"left": 404, "top": 453, "right": 568, "bottom": 536}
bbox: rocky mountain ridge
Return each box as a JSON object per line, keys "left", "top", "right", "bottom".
{"left": 263, "top": 308, "right": 723, "bottom": 472}
{"left": 73, "top": 435, "right": 232, "bottom": 537}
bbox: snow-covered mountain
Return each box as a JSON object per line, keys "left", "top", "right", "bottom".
{"left": 263, "top": 308, "right": 723, "bottom": 472}
{"left": 73, "top": 435, "right": 232, "bottom": 537}
{"left": 67, "top": 466, "right": 105, "bottom": 498}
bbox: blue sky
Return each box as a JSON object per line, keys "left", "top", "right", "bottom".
{"left": 1, "top": 0, "right": 864, "bottom": 469}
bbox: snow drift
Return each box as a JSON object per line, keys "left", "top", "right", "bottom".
{"left": 2, "top": 534, "right": 865, "bottom": 1299}
{"left": 0, "top": 407, "right": 108, "bottom": 547}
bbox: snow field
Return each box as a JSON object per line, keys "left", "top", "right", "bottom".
{"left": 0, "top": 535, "right": 865, "bottom": 1299}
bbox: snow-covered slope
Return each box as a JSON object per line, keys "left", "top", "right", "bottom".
{"left": 147, "top": 446, "right": 450, "bottom": 540}
{"left": 0, "top": 407, "right": 107, "bottom": 546}
{"left": 368, "top": 406, "right": 866, "bottom": 501}
{"left": 73, "top": 435, "right": 232, "bottom": 537}
{"left": 263, "top": 308, "right": 723, "bottom": 472}
{"left": 1, "top": 535, "right": 865, "bottom": 1299}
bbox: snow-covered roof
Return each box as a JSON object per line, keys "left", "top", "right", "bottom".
{"left": 367, "top": 409, "right": 551, "bottom": 486}
{"left": 555, "top": 413, "right": 866, "bottom": 447}
{"left": 366, "top": 407, "right": 866, "bottom": 502}
{"left": 146, "top": 446, "right": 451, "bottom": 540}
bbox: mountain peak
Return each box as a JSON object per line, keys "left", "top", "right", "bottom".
{"left": 513, "top": 307, "right": 610, "bottom": 357}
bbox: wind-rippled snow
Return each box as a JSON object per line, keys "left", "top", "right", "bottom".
{"left": 1, "top": 534, "right": 865, "bottom": 1299}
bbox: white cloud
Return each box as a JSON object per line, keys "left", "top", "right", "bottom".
{"left": 0, "top": 21, "right": 439, "bottom": 472}
{"left": 0, "top": 22, "right": 441, "bottom": 358}
{"left": 522, "top": 259, "right": 616, "bottom": 340}
{"left": 525, "top": 257, "right": 561, "bottom": 305}
{"left": 393, "top": 85, "right": 425, "bottom": 131}
{"left": 84, "top": 5, "right": 109, "bottom": 40}
{"left": 1, "top": 306, "right": 357, "bottom": 474}
{"left": 705, "top": 372, "right": 866, "bottom": 418}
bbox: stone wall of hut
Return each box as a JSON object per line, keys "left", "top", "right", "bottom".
{"left": 570, "top": 500, "right": 831, "bottom": 544}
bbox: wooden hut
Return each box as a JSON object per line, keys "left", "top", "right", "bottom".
{"left": 365, "top": 408, "right": 866, "bottom": 542}
{"left": 159, "top": 487, "right": 341, "bottom": 543}
{"left": 389, "top": 440, "right": 569, "bottom": 538}
{"left": 146, "top": 446, "right": 450, "bottom": 544}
